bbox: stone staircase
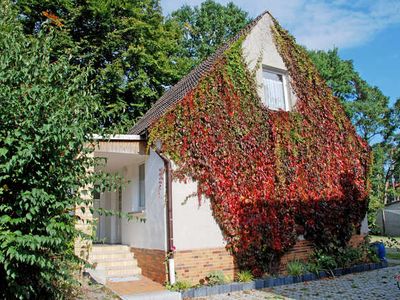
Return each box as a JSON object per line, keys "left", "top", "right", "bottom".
{"left": 87, "top": 244, "right": 141, "bottom": 284}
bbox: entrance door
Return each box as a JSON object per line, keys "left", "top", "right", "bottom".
{"left": 94, "top": 190, "right": 122, "bottom": 244}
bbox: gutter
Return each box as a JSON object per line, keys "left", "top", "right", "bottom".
{"left": 155, "top": 149, "right": 176, "bottom": 285}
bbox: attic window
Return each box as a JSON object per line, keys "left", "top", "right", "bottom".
{"left": 262, "top": 68, "right": 289, "bottom": 111}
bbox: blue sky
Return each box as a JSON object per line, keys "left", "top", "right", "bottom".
{"left": 161, "top": 0, "right": 400, "bottom": 104}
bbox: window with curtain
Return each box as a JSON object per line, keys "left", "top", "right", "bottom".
{"left": 138, "top": 164, "right": 145, "bottom": 210}
{"left": 263, "top": 69, "right": 287, "bottom": 110}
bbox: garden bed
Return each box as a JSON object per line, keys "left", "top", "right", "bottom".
{"left": 181, "top": 261, "right": 388, "bottom": 298}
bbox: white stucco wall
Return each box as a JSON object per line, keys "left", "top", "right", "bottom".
{"left": 120, "top": 149, "right": 167, "bottom": 250}
{"left": 242, "top": 13, "right": 296, "bottom": 107}
{"left": 172, "top": 178, "right": 226, "bottom": 251}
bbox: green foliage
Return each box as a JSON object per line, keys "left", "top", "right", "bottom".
{"left": 166, "top": 280, "right": 192, "bottom": 291}
{"left": 236, "top": 270, "right": 254, "bottom": 282}
{"left": 308, "top": 48, "right": 356, "bottom": 104}
{"left": 14, "top": 0, "right": 188, "bottom": 127}
{"left": 168, "top": 0, "right": 250, "bottom": 69}
{"left": 309, "top": 48, "right": 399, "bottom": 230}
{"left": 309, "top": 48, "right": 391, "bottom": 143}
{"left": 312, "top": 250, "right": 338, "bottom": 271}
{"left": 206, "top": 270, "right": 226, "bottom": 285}
{"left": 367, "top": 248, "right": 381, "bottom": 263}
{"left": 335, "top": 247, "right": 363, "bottom": 268}
{"left": 305, "top": 262, "right": 320, "bottom": 275}
{"left": 286, "top": 260, "right": 306, "bottom": 276}
{"left": 0, "top": 1, "right": 107, "bottom": 298}
{"left": 311, "top": 244, "right": 373, "bottom": 272}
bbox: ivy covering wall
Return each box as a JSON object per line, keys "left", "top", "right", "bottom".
{"left": 149, "top": 18, "right": 371, "bottom": 275}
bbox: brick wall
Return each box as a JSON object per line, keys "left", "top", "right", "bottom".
{"left": 174, "top": 248, "right": 238, "bottom": 284}
{"left": 131, "top": 247, "right": 167, "bottom": 284}
{"left": 348, "top": 234, "right": 366, "bottom": 248}
{"left": 279, "top": 239, "right": 314, "bottom": 272}
{"left": 279, "top": 234, "right": 366, "bottom": 273}
{"left": 131, "top": 235, "right": 366, "bottom": 285}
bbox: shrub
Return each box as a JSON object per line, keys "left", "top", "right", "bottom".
{"left": 236, "top": 270, "right": 254, "bottom": 282}
{"left": 286, "top": 260, "right": 306, "bottom": 276}
{"left": 312, "top": 250, "right": 338, "bottom": 271}
{"left": 336, "top": 247, "right": 363, "bottom": 268}
{"left": 0, "top": 2, "right": 108, "bottom": 298}
{"left": 206, "top": 271, "right": 226, "bottom": 285}
{"left": 166, "top": 281, "right": 192, "bottom": 291}
{"left": 305, "top": 262, "right": 320, "bottom": 275}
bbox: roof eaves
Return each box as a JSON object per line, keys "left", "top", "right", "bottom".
{"left": 129, "top": 11, "right": 270, "bottom": 135}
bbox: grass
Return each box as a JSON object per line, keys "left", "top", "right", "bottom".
{"left": 369, "top": 235, "right": 400, "bottom": 243}
{"left": 386, "top": 252, "right": 400, "bottom": 260}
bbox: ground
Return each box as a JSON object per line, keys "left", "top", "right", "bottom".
{"left": 196, "top": 266, "right": 400, "bottom": 300}
{"left": 76, "top": 275, "right": 119, "bottom": 300}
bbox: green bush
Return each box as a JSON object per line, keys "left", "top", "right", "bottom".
{"left": 166, "top": 281, "right": 192, "bottom": 291}
{"left": 286, "top": 260, "right": 306, "bottom": 276}
{"left": 336, "top": 247, "right": 363, "bottom": 268}
{"left": 236, "top": 270, "right": 254, "bottom": 282}
{"left": 206, "top": 271, "right": 226, "bottom": 285}
{"left": 0, "top": 1, "right": 108, "bottom": 298}
{"left": 305, "top": 262, "right": 320, "bottom": 275}
{"left": 312, "top": 250, "right": 338, "bottom": 271}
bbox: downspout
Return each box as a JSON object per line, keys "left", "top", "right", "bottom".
{"left": 155, "top": 149, "right": 175, "bottom": 285}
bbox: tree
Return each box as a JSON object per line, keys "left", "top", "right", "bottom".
{"left": 14, "top": 0, "right": 187, "bottom": 126}
{"left": 309, "top": 48, "right": 397, "bottom": 229}
{"left": 308, "top": 48, "right": 356, "bottom": 103}
{"left": 309, "top": 48, "right": 391, "bottom": 143}
{"left": 168, "top": 0, "right": 251, "bottom": 69}
{"left": 0, "top": 1, "right": 105, "bottom": 297}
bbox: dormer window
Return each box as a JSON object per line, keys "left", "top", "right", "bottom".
{"left": 262, "top": 68, "right": 289, "bottom": 111}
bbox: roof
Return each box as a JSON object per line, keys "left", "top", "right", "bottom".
{"left": 129, "top": 11, "right": 270, "bottom": 135}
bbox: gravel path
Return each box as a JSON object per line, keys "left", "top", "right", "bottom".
{"left": 198, "top": 266, "right": 400, "bottom": 300}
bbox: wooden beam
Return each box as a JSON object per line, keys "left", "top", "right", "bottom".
{"left": 95, "top": 140, "right": 147, "bottom": 155}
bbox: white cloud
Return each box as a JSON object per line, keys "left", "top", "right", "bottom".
{"left": 161, "top": 0, "right": 400, "bottom": 50}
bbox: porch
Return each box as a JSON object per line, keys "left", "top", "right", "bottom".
{"left": 80, "top": 135, "right": 170, "bottom": 291}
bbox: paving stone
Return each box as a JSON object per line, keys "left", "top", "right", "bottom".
{"left": 198, "top": 266, "right": 400, "bottom": 300}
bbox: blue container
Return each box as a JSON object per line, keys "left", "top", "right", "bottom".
{"left": 372, "top": 242, "right": 386, "bottom": 261}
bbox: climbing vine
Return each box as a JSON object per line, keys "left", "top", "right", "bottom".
{"left": 149, "top": 19, "right": 371, "bottom": 275}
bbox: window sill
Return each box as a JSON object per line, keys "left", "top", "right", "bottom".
{"left": 128, "top": 210, "right": 146, "bottom": 218}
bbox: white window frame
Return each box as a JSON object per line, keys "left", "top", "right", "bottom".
{"left": 262, "top": 66, "right": 291, "bottom": 111}
{"left": 138, "top": 163, "right": 145, "bottom": 211}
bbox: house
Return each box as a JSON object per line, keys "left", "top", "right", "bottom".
{"left": 76, "top": 11, "right": 370, "bottom": 286}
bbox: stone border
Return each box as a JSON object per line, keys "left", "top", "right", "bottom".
{"left": 181, "top": 261, "right": 388, "bottom": 298}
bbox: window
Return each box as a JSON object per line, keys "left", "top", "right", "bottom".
{"left": 262, "top": 69, "right": 288, "bottom": 110}
{"left": 138, "top": 164, "right": 145, "bottom": 210}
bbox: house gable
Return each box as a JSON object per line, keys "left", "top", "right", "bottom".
{"left": 242, "top": 14, "right": 297, "bottom": 109}
{"left": 137, "top": 12, "right": 371, "bottom": 275}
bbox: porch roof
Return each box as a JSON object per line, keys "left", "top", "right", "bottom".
{"left": 93, "top": 135, "right": 147, "bottom": 172}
